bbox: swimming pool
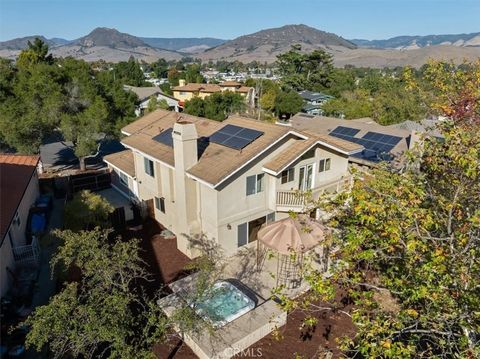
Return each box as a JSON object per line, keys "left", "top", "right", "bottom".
{"left": 193, "top": 280, "right": 255, "bottom": 328}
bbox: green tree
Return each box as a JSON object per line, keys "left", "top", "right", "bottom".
{"left": 259, "top": 90, "right": 277, "bottom": 112}
{"left": 322, "top": 89, "right": 373, "bottom": 119}
{"left": 184, "top": 96, "right": 206, "bottom": 117}
{"left": 278, "top": 60, "right": 480, "bottom": 358}
{"left": 145, "top": 97, "right": 170, "bottom": 113}
{"left": 276, "top": 47, "right": 333, "bottom": 91}
{"left": 111, "top": 56, "right": 146, "bottom": 86}
{"left": 16, "top": 37, "right": 53, "bottom": 68}
{"left": 24, "top": 228, "right": 168, "bottom": 359}
{"left": 274, "top": 90, "right": 303, "bottom": 119}
{"left": 64, "top": 190, "right": 114, "bottom": 231}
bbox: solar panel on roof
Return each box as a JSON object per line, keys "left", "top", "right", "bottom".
{"left": 209, "top": 124, "right": 264, "bottom": 150}
{"left": 152, "top": 128, "right": 173, "bottom": 147}
{"left": 330, "top": 126, "right": 361, "bottom": 137}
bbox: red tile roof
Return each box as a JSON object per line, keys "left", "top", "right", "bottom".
{"left": 0, "top": 154, "right": 39, "bottom": 240}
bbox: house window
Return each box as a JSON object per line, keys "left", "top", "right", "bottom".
{"left": 179, "top": 91, "right": 187, "bottom": 95}
{"left": 319, "top": 158, "right": 331, "bottom": 172}
{"left": 155, "top": 197, "right": 165, "bottom": 213}
{"left": 246, "top": 174, "right": 264, "bottom": 196}
{"left": 144, "top": 157, "right": 155, "bottom": 177}
{"left": 237, "top": 213, "right": 274, "bottom": 248}
{"left": 119, "top": 171, "right": 128, "bottom": 186}
{"left": 281, "top": 168, "right": 295, "bottom": 184}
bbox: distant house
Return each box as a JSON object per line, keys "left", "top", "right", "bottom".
{"left": 290, "top": 114, "right": 413, "bottom": 169}
{"left": 123, "top": 85, "right": 179, "bottom": 116}
{"left": 298, "top": 90, "right": 334, "bottom": 115}
{"left": 0, "top": 154, "right": 40, "bottom": 297}
{"left": 173, "top": 80, "right": 255, "bottom": 108}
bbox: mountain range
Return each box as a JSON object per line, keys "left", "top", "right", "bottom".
{"left": 1, "top": 25, "right": 479, "bottom": 67}
{"left": 352, "top": 32, "right": 480, "bottom": 50}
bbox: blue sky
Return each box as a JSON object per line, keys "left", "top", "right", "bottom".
{"left": 0, "top": 0, "right": 478, "bottom": 41}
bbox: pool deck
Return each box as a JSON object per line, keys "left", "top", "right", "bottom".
{"left": 159, "top": 244, "right": 326, "bottom": 358}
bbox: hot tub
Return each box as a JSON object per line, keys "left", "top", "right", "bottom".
{"left": 193, "top": 280, "right": 255, "bottom": 328}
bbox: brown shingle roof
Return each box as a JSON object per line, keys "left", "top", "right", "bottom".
{"left": 103, "top": 150, "right": 135, "bottom": 177}
{"left": 0, "top": 154, "right": 39, "bottom": 240}
{"left": 120, "top": 110, "right": 361, "bottom": 187}
{"left": 219, "top": 81, "right": 242, "bottom": 87}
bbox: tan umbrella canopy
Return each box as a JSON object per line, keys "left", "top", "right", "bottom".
{"left": 258, "top": 215, "right": 326, "bottom": 255}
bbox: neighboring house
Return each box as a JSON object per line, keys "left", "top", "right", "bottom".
{"left": 0, "top": 154, "right": 40, "bottom": 297}
{"left": 173, "top": 80, "right": 255, "bottom": 108}
{"left": 298, "top": 90, "right": 334, "bottom": 115}
{"left": 290, "top": 113, "right": 413, "bottom": 168}
{"left": 124, "top": 85, "right": 180, "bottom": 116}
{"left": 104, "top": 109, "right": 362, "bottom": 258}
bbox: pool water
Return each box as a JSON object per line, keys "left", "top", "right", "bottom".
{"left": 194, "top": 281, "right": 255, "bottom": 327}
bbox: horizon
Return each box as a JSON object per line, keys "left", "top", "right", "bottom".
{"left": 0, "top": 0, "right": 479, "bottom": 42}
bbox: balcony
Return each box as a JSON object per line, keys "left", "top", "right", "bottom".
{"left": 276, "top": 176, "right": 353, "bottom": 212}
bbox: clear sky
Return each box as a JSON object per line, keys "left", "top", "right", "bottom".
{"left": 0, "top": 0, "right": 478, "bottom": 41}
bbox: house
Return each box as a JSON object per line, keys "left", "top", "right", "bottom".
{"left": 104, "top": 109, "right": 362, "bottom": 258}
{"left": 123, "top": 85, "right": 180, "bottom": 116}
{"left": 298, "top": 90, "right": 334, "bottom": 115}
{"left": 0, "top": 154, "right": 40, "bottom": 297}
{"left": 173, "top": 80, "right": 255, "bottom": 108}
{"left": 290, "top": 113, "right": 413, "bottom": 168}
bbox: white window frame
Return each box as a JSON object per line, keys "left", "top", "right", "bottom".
{"left": 144, "top": 157, "right": 155, "bottom": 177}
{"left": 118, "top": 171, "right": 128, "bottom": 186}
{"left": 319, "top": 158, "right": 331, "bottom": 173}
{"left": 246, "top": 173, "right": 264, "bottom": 196}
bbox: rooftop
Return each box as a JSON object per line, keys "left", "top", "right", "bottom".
{"left": 120, "top": 110, "right": 361, "bottom": 187}
{"left": 173, "top": 82, "right": 252, "bottom": 94}
{"left": 290, "top": 113, "right": 411, "bottom": 164}
{"left": 103, "top": 149, "right": 135, "bottom": 177}
{"left": 0, "top": 154, "right": 40, "bottom": 239}
{"left": 123, "top": 85, "right": 177, "bottom": 102}
{"left": 298, "top": 90, "right": 334, "bottom": 102}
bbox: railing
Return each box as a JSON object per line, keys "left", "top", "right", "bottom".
{"left": 13, "top": 236, "right": 41, "bottom": 264}
{"left": 276, "top": 176, "right": 353, "bottom": 211}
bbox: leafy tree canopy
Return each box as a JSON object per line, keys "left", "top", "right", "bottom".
{"left": 184, "top": 92, "right": 246, "bottom": 121}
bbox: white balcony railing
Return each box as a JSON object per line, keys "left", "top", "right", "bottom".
{"left": 276, "top": 176, "right": 353, "bottom": 212}
{"left": 13, "top": 236, "right": 41, "bottom": 264}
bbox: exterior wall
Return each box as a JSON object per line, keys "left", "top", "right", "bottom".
{"left": 109, "top": 166, "right": 136, "bottom": 198}
{"left": 127, "top": 134, "right": 350, "bottom": 259}
{"left": 173, "top": 89, "right": 252, "bottom": 106}
{"left": 0, "top": 171, "right": 39, "bottom": 297}
{"left": 276, "top": 145, "right": 349, "bottom": 192}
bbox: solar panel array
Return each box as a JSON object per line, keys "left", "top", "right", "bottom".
{"left": 329, "top": 126, "right": 403, "bottom": 162}
{"left": 210, "top": 124, "right": 264, "bottom": 150}
{"left": 152, "top": 128, "right": 173, "bottom": 147}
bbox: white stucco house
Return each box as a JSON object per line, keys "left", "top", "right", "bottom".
{"left": 104, "top": 110, "right": 362, "bottom": 258}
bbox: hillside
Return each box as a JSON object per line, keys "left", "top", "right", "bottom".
{"left": 141, "top": 37, "right": 226, "bottom": 53}
{"left": 352, "top": 32, "right": 480, "bottom": 49}
{"left": 0, "top": 28, "right": 182, "bottom": 62}
{"left": 0, "top": 35, "right": 66, "bottom": 50}
{"left": 199, "top": 24, "right": 357, "bottom": 62}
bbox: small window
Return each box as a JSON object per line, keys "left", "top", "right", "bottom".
{"left": 144, "top": 157, "right": 155, "bottom": 177}
{"left": 246, "top": 174, "right": 264, "bottom": 196}
{"left": 256, "top": 173, "right": 264, "bottom": 193}
{"left": 319, "top": 158, "right": 331, "bottom": 172}
{"left": 154, "top": 197, "right": 165, "bottom": 213}
{"left": 119, "top": 171, "right": 128, "bottom": 186}
{"left": 281, "top": 168, "right": 295, "bottom": 184}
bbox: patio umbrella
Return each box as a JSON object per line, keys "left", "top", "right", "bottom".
{"left": 257, "top": 215, "right": 326, "bottom": 255}
{"left": 257, "top": 215, "right": 327, "bottom": 289}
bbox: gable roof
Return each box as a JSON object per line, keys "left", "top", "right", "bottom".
{"left": 103, "top": 150, "right": 135, "bottom": 177}
{"left": 123, "top": 85, "right": 178, "bottom": 102}
{"left": 0, "top": 154, "right": 39, "bottom": 240}
{"left": 173, "top": 82, "right": 253, "bottom": 95}
{"left": 120, "top": 110, "right": 361, "bottom": 188}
